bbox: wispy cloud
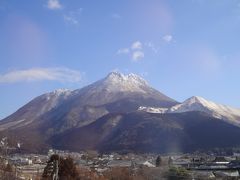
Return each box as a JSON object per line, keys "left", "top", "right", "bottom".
{"left": 45, "top": 1, "right": 82, "bottom": 27}
{"left": 64, "top": 15, "right": 79, "bottom": 25}
{"left": 46, "top": 0, "right": 62, "bottom": 10}
{"left": 145, "top": 42, "right": 158, "bottom": 53}
{"left": 63, "top": 8, "right": 82, "bottom": 26}
{"left": 162, "top": 34, "right": 173, "bottom": 43}
{"left": 117, "top": 41, "right": 145, "bottom": 62}
{"left": 131, "top": 41, "right": 142, "bottom": 50}
{"left": 132, "top": 51, "right": 144, "bottom": 61}
{"left": 117, "top": 36, "right": 175, "bottom": 61}
{"left": 0, "top": 68, "right": 83, "bottom": 83}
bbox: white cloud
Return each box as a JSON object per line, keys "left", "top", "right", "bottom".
{"left": 145, "top": 42, "right": 158, "bottom": 53}
{"left": 163, "top": 35, "right": 173, "bottom": 42}
{"left": 117, "top": 41, "right": 145, "bottom": 62}
{"left": 117, "top": 48, "right": 129, "bottom": 55}
{"left": 132, "top": 51, "right": 144, "bottom": 61}
{"left": 131, "top": 41, "right": 142, "bottom": 50}
{"left": 0, "top": 67, "right": 82, "bottom": 83}
{"left": 63, "top": 8, "right": 82, "bottom": 26}
{"left": 47, "top": 0, "right": 62, "bottom": 10}
{"left": 64, "top": 15, "right": 79, "bottom": 25}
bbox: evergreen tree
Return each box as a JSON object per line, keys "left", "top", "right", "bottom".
{"left": 156, "top": 155, "right": 162, "bottom": 167}
{"left": 42, "top": 154, "right": 80, "bottom": 180}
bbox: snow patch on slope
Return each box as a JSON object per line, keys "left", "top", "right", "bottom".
{"left": 39, "top": 89, "right": 72, "bottom": 115}
{"left": 139, "top": 96, "right": 240, "bottom": 126}
{"left": 138, "top": 106, "right": 168, "bottom": 113}
{"left": 169, "top": 96, "right": 240, "bottom": 121}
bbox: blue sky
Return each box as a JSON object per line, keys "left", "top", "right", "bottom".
{"left": 0, "top": 0, "right": 240, "bottom": 119}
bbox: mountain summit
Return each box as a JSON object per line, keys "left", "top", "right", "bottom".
{"left": 102, "top": 72, "right": 149, "bottom": 92}
{"left": 169, "top": 96, "right": 240, "bottom": 125}
{"left": 139, "top": 96, "right": 240, "bottom": 126}
{"left": 70, "top": 72, "right": 177, "bottom": 108}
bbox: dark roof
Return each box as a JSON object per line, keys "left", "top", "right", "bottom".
{"left": 213, "top": 156, "right": 228, "bottom": 162}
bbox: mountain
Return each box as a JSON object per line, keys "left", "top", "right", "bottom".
{"left": 0, "top": 72, "right": 177, "bottom": 131}
{"left": 139, "top": 96, "right": 240, "bottom": 126}
{"left": 1, "top": 72, "right": 240, "bottom": 154}
{"left": 0, "top": 72, "right": 179, "bottom": 152}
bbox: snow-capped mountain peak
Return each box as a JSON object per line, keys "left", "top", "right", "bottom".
{"left": 100, "top": 72, "right": 149, "bottom": 93}
{"left": 185, "top": 96, "right": 208, "bottom": 104}
{"left": 67, "top": 71, "right": 177, "bottom": 108}
{"left": 105, "top": 72, "right": 148, "bottom": 86}
{"left": 170, "top": 96, "right": 240, "bottom": 125}
{"left": 168, "top": 96, "right": 210, "bottom": 112}
{"left": 106, "top": 71, "right": 125, "bottom": 79}
{"left": 169, "top": 96, "right": 217, "bottom": 112}
{"left": 139, "top": 96, "right": 240, "bottom": 126}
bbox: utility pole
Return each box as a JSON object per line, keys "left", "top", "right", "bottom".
{"left": 52, "top": 158, "right": 59, "bottom": 180}
{"left": 55, "top": 159, "right": 59, "bottom": 180}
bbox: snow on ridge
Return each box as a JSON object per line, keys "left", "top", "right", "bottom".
{"left": 138, "top": 106, "right": 168, "bottom": 113}
{"left": 100, "top": 72, "right": 149, "bottom": 93}
{"left": 44, "top": 88, "right": 72, "bottom": 101}
{"left": 52, "top": 88, "right": 72, "bottom": 95}
{"left": 138, "top": 96, "right": 240, "bottom": 125}
{"left": 173, "top": 96, "right": 240, "bottom": 116}
{"left": 126, "top": 73, "right": 148, "bottom": 85}
{"left": 36, "top": 88, "right": 73, "bottom": 116}
{"left": 106, "top": 72, "right": 148, "bottom": 85}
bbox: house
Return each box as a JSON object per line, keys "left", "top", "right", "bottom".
{"left": 214, "top": 170, "right": 239, "bottom": 178}
{"left": 107, "top": 160, "right": 132, "bottom": 167}
{"left": 212, "top": 156, "right": 229, "bottom": 165}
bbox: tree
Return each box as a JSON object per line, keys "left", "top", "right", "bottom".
{"left": 166, "top": 167, "right": 190, "bottom": 180}
{"left": 0, "top": 160, "right": 16, "bottom": 180}
{"left": 156, "top": 156, "right": 162, "bottom": 167}
{"left": 42, "top": 154, "right": 80, "bottom": 180}
{"left": 59, "top": 156, "right": 79, "bottom": 179}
